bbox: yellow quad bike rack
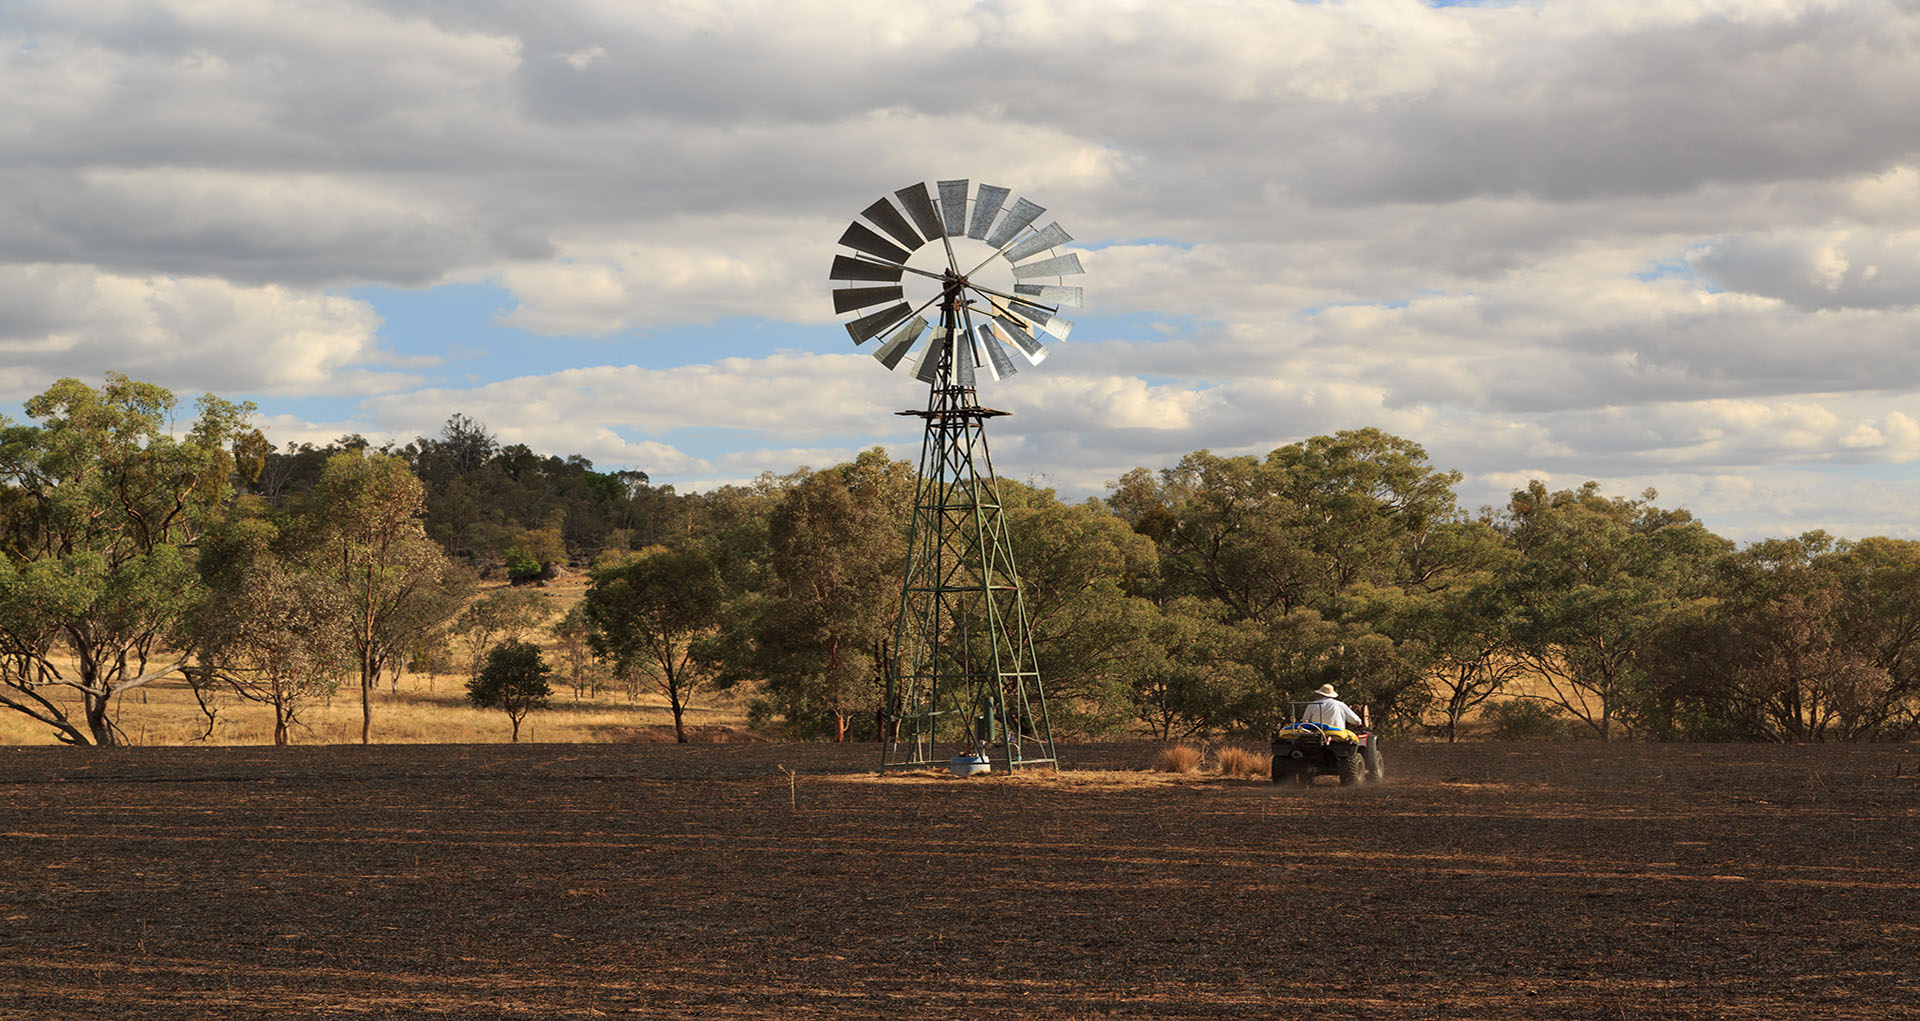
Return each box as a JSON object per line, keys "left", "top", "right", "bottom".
{"left": 1271, "top": 721, "right": 1384, "bottom": 787}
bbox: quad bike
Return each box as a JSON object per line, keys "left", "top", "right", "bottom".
{"left": 1271, "top": 721, "right": 1384, "bottom": 787}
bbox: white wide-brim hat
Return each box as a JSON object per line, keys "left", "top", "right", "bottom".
{"left": 1313, "top": 684, "right": 1338, "bottom": 698}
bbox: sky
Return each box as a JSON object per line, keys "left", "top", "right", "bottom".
{"left": 5, "top": 0, "right": 1920, "bottom": 541}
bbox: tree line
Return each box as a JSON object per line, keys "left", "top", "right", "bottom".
{"left": 3, "top": 374, "right": 1916, "bottom": 746}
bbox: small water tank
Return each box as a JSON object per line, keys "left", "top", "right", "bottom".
{"left": 949, "top": 753, "right": 991, "bottom": 777}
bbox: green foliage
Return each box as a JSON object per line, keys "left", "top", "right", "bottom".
{"left": 1496, "top": 482, "right": 1729, "bottom": 740}
{"left": 722, "top": 452, "right": 910, "bottom": 740}
{"left": 585, "top": 545, "right": 730, "bottom": 743}
{"left": 1646, "top": 533, "right": 1920, "bottom": 741}
{"left": 299, "top": 452, "right": 458, "bottom": 743}
{"left": 190, "top": 512, "right": 352, "bottom": 744}
{"left": 453, "top": 586, "right": 557, "bottom": 680}
{"left": 0, "top": 374, "right": 253, "bottom": 745}
{"left": 466, "top": 639, "right": 553, "bottom": 742}
{"left": 503, "top": 546, "right": 545, "bottom": 583}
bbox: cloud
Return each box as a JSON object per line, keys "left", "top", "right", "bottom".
{"left": 0, "top": 264, "right": 400, "bottom": 402}
{"left": 8, "top": 0, "right": 1920, "bottom": 540}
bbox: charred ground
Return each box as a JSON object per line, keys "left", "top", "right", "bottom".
{"left": 1, "top": 741, "right": 1914, "bottom": 1019}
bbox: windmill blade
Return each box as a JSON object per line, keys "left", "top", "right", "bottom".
{"left": 1011, "top": 252, "right": 1084, "bottom": 279}
{"left": 983, "top": 197, "right": 1045, "bottom": 250}
{"left": 971, "top": 332, "right": 1000, "bottom": 382}
{"left": 833, "top": 285, "right": 904, "bottom": 314}
{"left": 1039, "top": 316, "right": 1073, "bottom": 341}
{"left": 968, "top": 184, "right": 1010, "bottom": 240}
{"left": 831, "top": 255, "right": 904, "bottom": 283}
{"left": 838, "top": 222, "right": 912, "bottom": 265}
{"left": 913, "top": 329, "right": 951, "bottom": 384}
{"left": 1001, "top": 222, "right": 1073, "bottom": 264}
{"left": 895, "top": 182, "right": 946, "bottom": 242}
{"left": 978, "top": 324, "right": 1018, "bottom": 379}
{"left": 862, "top": 198, "right": 923, "bottom": 252}
{"left": 873, "top": 316, "right": 927, "bottom": 370}
{"left": 937, "top": 180, "right": 969, "bottom": 237}
{"left": 954, "top": 328, "right": 978, "bottom": 387}
{"left": 1014, "top": 283, "right": 1083, "bottom": 307}
{"left": 1009, "top": 300, "right": 1054, "bottom": 326}
{"left": 845, "top": 302, "right": 911, "bottom": 344}
{"left": 992, "top": 314, "right": 1049, "bottom": 365}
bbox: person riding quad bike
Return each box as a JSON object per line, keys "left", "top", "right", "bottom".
{"left": 1271, "top": 684, "right": 1384, "bottom": 786}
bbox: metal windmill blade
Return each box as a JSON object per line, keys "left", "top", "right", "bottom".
{"left": 1001, "top": 222, "right": 1072, "bottom": 264}
{"left": 1013, "top": 284, "right": 1083, "bottom": 307}
{"left": 845, "top": 302, "right": 911, "bottom": 344}
{"left": 873, "top": 316, "right": 928, "bottom": 370}
{"left": 862, "top": 197, "right": 923, "bottom": 252}
{"left": 831, "top": 255, "right": 903, "bottom": 283}
{"left": 968, "top": 184, "right": 1011, "bottom": 240}
{"left": 912, "top": 328, "right": 951, "bottom": 384}
{"left": 937, "top": 180, "right": 970, "bottom": 237}
{"left": 895, "top": 182, "right": 946, "bottom": 241}
{"left": 953, "top": 327, "right": 979, "bottom": 387}
{"left": 977, "top": 324, "right": 1018, "bottom": 379}
{"left": 833, "top": 285, "right": 905, "bottom": 315}
{"left": 983, "top": 197, "right": 1045, "bottom": 250}
{"left": 838, "top": 222, "right": 912, "bottom": 265}
{"left": 1011, "top": 252, "right": 1084, "bottom": 280}
{"left": 990, "top": 315, "right": 1048, "bottom": 365}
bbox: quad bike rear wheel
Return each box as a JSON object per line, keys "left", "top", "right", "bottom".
{"left": 1338, "top": 751, "right": 1364, "bottom": 785}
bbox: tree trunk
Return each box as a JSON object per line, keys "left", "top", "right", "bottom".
{"left": 667, "top": 679, "right": 688, "bottom": 743}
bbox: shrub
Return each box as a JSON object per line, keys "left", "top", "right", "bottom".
{"left": 1153, "top": 744, "right": 1203, "bottom": 773}
{"left": 1214, "top": 745, "right": 1272, "bottom": 777}
{"left": 1482, "top": 699, "right": 1572, "bottom": 741}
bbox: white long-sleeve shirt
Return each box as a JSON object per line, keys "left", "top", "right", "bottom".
{"left": 1301, "top": 697, "right": 1363, "bottom": 730}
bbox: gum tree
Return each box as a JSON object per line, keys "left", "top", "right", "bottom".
{"left": 0, "top": 375, "right": 252, "bottom": 745}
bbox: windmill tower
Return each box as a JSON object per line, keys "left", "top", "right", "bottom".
{"left": 829, "top": 180, "right": 1085, "bottom": 772}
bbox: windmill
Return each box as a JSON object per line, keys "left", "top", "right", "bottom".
{"left": 829, "top": 179, "right": 1084, "bottom": 773}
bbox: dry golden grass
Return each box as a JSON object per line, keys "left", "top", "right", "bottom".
{"left": 7, "top": 672, "right": 758, "bottom": 746}
{"left": 0, "top": 572, "right": 771, "bottom": 746}
{"left": 1152, "top": 743, "right": 1203, "bottom": 773}
{"left": 1212, "top": 744, "right": 1272, "bottom": 777}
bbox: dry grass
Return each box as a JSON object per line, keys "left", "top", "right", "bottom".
{"left": 11, "top": 675, "right": 759, "bottom": 746}
{"left": 1212, "top": 744, "right": 1272, "bottom": 778}
{"left": 0, "top": 574, "right": 771, "bottom": 747}
{"left": 1152, "top": 743, "right": 1203, "bottom": 773}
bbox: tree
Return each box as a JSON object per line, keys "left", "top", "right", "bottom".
{"left": 1497, "top": 482, "right": 1728, "bottom": 740}
{"left": 299, "top": 452, "right": 453, "bottom": 744}
{"left": 723, "top": 456, "right": 910, "bottom": 740}
{"left": 452, "top": 587, "right": 557, "bottom": 681}
{"left": 552, "top": 603, "right": 601, "bottom": 700}
{"left": 1650, "top": 534, "right": 1920, "bottom": 741}
{"left": 467, "top": 639, "right": 553, "bottom": 741}
{"left": 1129, "top": 597, "right": 1263, "bottom": 740}
{"left": 585, "top": 546, "right": 727, "bottom": 743}
{"left": 1003, "top": 485, "right": 1163, "bottom": 736}
{"left": 0, "top": 375, "right": 251, "bottom": 745}
{"left": 189, "top": 516, "right": 349, "bottom": 745}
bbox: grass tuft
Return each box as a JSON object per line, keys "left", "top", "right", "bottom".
{"left": 1153, "top": 744, "right": 1203, "bottom": 773}
{"left": 1213, "top": 745, "right": 1271, "bottom": 777}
